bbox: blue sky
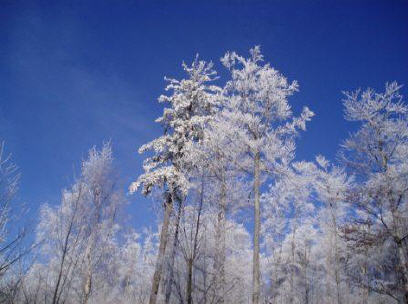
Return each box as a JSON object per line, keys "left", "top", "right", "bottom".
{"left": 1, "top": 0, "right": 407, "bottom": 230}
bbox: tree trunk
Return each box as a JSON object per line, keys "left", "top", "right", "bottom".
{"left": 186, "top": 258, "right": 193, "bottom": 304}
{"left": 149, "top": 193, "right": 173, "bottom": 304}
{"left": 81, "top": 246, "right": 92, "bottom": 304}
{"left": 52, "top": 249, "right": 67, "bottom": 304}
{"left": 82, "top": 189, "right": 104, "bottom": 304}
{"left": 330, "top": 205, "right": 341, "bottom": 304}
{"left": 304, "top": 246, "right": 309, "bottom": 304}
{"left": 215, "top": 173, "right": 226, "bottom": 304}
{"left": 289, "top": 225, "right": 297, "bottom": 304}
{"left": 51, "top": 191, "right": 82, "bottom": 304}
{"left": 252, "top": 151, "right": 261, "bottom": 304}
{"left": 361, "top": 251, "right": 369, "bottom": 304}
{"left": 164, "top": 200, "right": 183, "bottom": 304}
{"left": 203, "top": 236, "right": 208, "bottom": 304}
{"left": 186, "top": 176, "right": 204, "bottom": 304}
{"left": 216, "top": 207, "right": 226, "bottom": 304}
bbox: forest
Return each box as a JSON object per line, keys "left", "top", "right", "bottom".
{"left": 1, "top": 46, "right": 408, "bottom": 304}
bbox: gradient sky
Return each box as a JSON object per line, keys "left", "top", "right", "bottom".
{"left": 1, "top": 0, "right": 407, "bottom": 231}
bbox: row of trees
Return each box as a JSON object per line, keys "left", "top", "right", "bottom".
{"left": 0, "top": 47, "right": 407, "bottom": 303}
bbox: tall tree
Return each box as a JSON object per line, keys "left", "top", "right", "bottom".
{"left": 220, "top": 46, "right": 314, "bottom": 304}
{"left": 78, "top": 144, "right": 122, "bottom": 304}
{"left": 130, "top": 56, "right": 220, "bottom": 304}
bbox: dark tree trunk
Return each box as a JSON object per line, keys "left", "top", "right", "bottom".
{"left": 148, "top": 193, "right": 173, "bottom": 304}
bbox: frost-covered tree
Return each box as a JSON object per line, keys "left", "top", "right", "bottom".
{"left": 339, "top": 82, "right": 408, "bottom": 303}
{"left": 220, "top": 46, "right": 314, "bottom": 304}
{"left": 130, "top": 57, "right": 221, "bottom": 304}
{"left": 32, "top": 143, "right": 123, "bottom": 304}
{"left": 262, "top": 152, "right": 357, "bottom": 304}
{"left": 268, "top": 221, "right": 319, "bottom": 304}
{"left": 78, "top": 144, "right": 123, "bottom": 304}
{"left": 0, "top": 142, "right": 33, "bottom": 304}
{"left": 313, "top": 156, "right": 352, "bottom": 304}
{"left": 105, "top": 228, "right": 156, "bottom": 304}
{"left": 183, "top": 107, "right": 250, "bottom": 304}
{"left": 0, "top": 141, "right": 21, "bottom": 278}
{"left": 262, "top": 162, "right": 316, "bottom": 304}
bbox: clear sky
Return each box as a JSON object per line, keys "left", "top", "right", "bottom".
{"left": 1, "top": 0, "right": 407, "bottom": 230}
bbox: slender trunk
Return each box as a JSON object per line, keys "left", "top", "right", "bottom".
{"left": 326, "top": 236, "right": 332, "bottom": 302}
{"left": 361, "top": 251, "right": 368, "bottom": 304}
{"left": 329, "top": 205, "right": 341, "bottom": 304}
{"left": 289, "top": 226, "right": 296, "bottom": 304}
{"left": 186, "top": 258, "right": 193, "bottom": 304}
{"left": 186, "top": 176, "right": 204, "bottom": 304}
{"left": 164, "top": 199, "right": 183, "bottom": 304}
{"left": 304, "top": 250, "right": 309, "bottom": 304}
{"left": 82, "top": 231, "right": 98, "bottom": 304}
{"left": 52, "top": 249, "right": 67, "bottom": 304}
{"left": 82, "top": 190, "right": 104, "bottom": 304}
{"left": 52, "top": 189, "right": 82, "bottom": 304}
{"left": 215, "top": 172, "right": 226, "bottom": 304}
{"left": 271, "top": 244, "right": 283, "bottom": 304}
{"left": 149, "top": 193, "right": 173, "bottom": 304}
{"left": 82, "top": 278, "right": 91, "bottom": 304}
{"left": 252, "top": 151, "right": 261, "bottom": 304}
{"left": 203, "top": 235, "right": 208, "bottom": 304}
{"left": 81, "top": 245, "right": 92, "bottom": 304}
{"left": 216, "top": 206, "right": 226, "bottom": 304}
